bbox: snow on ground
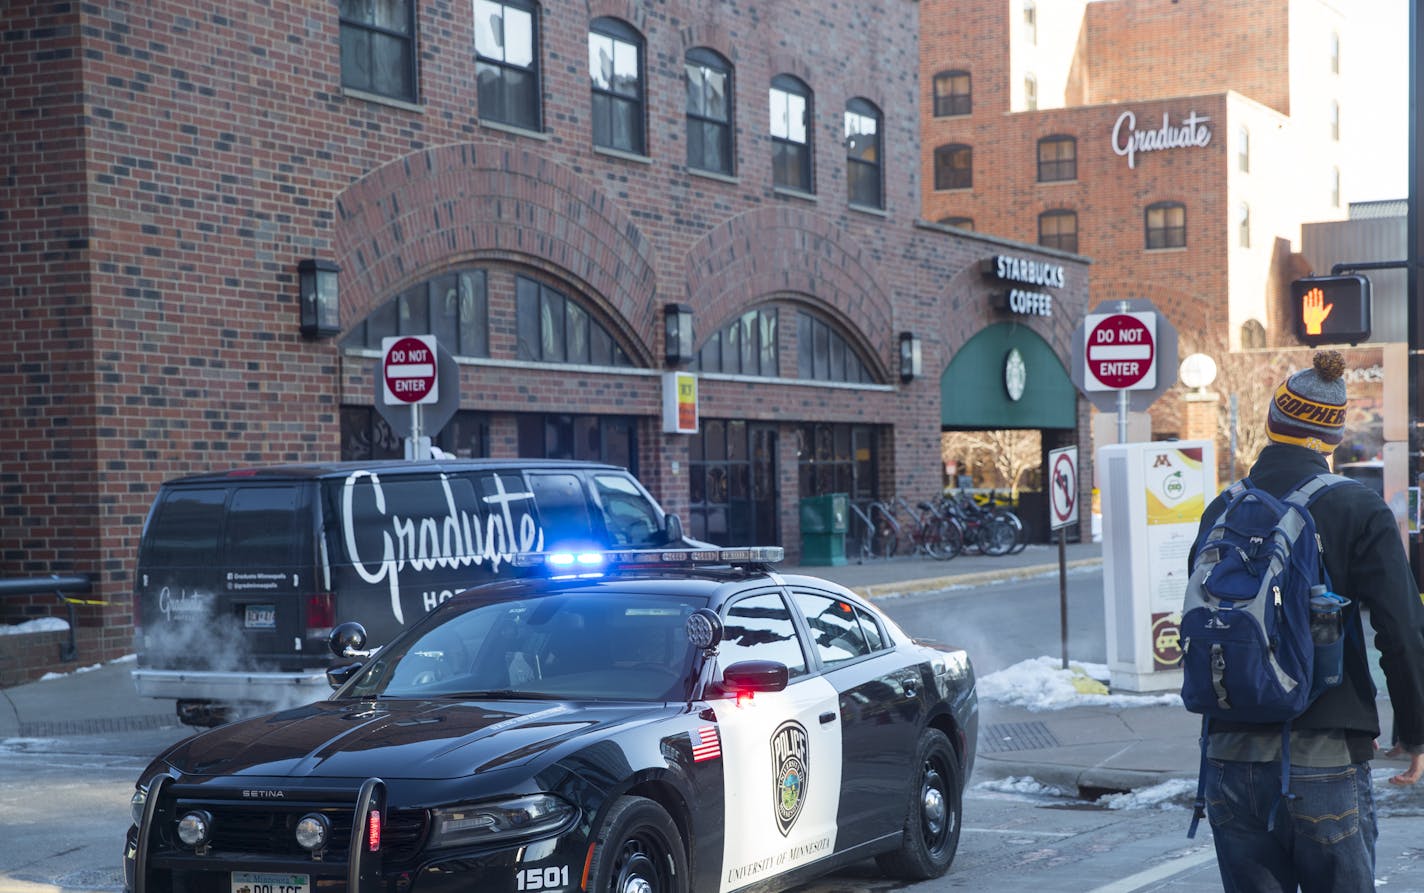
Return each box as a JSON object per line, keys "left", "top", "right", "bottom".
{"left": 977, "top": 655, "right": 1182, "bottom": 711}
{"left": 0, "top": 616, "right": 69, "bottom": 635}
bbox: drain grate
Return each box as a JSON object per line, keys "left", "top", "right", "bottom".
{"left": 17, "top": 715, "right": 177, "bottom": 737}
{"left": 980, "top": 721, "right": 1059, "bottom": 753}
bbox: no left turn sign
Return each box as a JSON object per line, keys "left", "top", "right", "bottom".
{"left": 382, "top": 335, "right": 439, "bottom": 405}
{"left": 1084, "top": 312, "right": 1156, "bottom": 391}
{"left": 1048, "top": 446, "right": 1079, "bottom": 530}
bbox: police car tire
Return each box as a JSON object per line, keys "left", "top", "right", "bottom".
{"left": 586, "top": 795, "right": 689, "bottom": 893}
{"left": 875, "top": 728, "right": 962, "bottom": 880}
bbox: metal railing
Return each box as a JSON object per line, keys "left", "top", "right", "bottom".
{"left": 0, "top": 574, "right": 94, "bottom": 662}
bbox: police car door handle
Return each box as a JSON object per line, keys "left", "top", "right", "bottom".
{"left": 819, "top": 711, "right": 837, "bottom": 724}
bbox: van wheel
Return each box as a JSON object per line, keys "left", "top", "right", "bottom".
{"left": 875, "top": 728, "right": 962, "bottom": 880}
{"left": 586, "top": 796, "right": 688, "bottom": 893}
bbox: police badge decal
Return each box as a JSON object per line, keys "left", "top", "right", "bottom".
{"left": 771, "top": 720, "right": 809, "bottom": 836}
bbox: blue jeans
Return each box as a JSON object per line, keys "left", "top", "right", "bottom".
{"left": 1204, "top": 758, "right": 1376, "bottom": 893}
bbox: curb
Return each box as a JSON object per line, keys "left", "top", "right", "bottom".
{"left": 973, "top": 756, "right": 1197, "bottom": 796}
{"left": 851, "top": 557, "right": 1103, "bottom": 599}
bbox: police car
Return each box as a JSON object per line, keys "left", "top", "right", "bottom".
{"left": 123, "top": 547, "right": 978, "bottom": 893}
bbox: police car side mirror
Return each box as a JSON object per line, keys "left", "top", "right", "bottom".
{"left": 329, "top": 621, "right": 370, "bottom": 658}
{"left": 663, "top": 512, "right": 685, "bottom": 545}
{"left": 326, "top": 663, "right": 363, "bottom": 689}
{"left": 722, "top": 660, "right": 790, "bottom": 693}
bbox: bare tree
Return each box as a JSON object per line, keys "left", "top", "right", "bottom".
{"left": 940, "top": 429, "right": 1042, "bottom": 498}
{"left": 1181, "top": 333, "right": 1295, "bottom": 480}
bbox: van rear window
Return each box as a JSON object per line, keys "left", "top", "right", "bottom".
{"left": 146, "top": 489, "right": 227, "bottom": 568}
{"left": 227, "top": 487, "right": 301, "bottom": 566}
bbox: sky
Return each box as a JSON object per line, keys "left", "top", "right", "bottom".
{"left": 1345, "top": 0, "right": 1411, "bottom": 202}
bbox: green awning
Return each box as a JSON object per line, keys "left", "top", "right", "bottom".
{"left": 941, "top": 322, "right": 1077, "bottom": 429}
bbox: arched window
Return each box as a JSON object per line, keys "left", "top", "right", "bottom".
{"left": 686, "top": 48, "right": 733, "bottom": 175}
{"left": 475, "top": 0, "right": 541, "bottom": 131}
{"left": 1038, "top": 210, "right": 1078, "bottom": 253}
{"left": 1238, "top": 203, "right": 1251, "bottom": 248}
{"left": 697, "top": 307, "right": 779, "bottom": 376}
{"left": 933, "top": 144, "right": 972, "bottom": 190}
{"left": 1331, "top": 166, "right": 1341, "bottom": 207}
{"left": 589, "top": 18, "right": 645, "bottom": 154}
{"left": 1024, "top": 73, "right": 1037, "bottom": 111}
{"left": 1330, "top": 30, "right": 1341, "bottom": 74}
{"left": 1237, "top": 126, "right": 1250, "bottom": 173}
{"left": 1241, "top": 319, "right": 1266, "bottom": 350}
{"left": 796, "top": 311, "right": 876, "bottom": 383}
{"left": 515, "top": 275, "right": 632, "bottom": 366}
{"left": 1330, "top": 100, "right": 1340, "bottom": 141}
{"left": 341, "top": 268, "right": 489, "bottom": 357}
{"left": 770, "top": 75, "right": 813, "bottom": 192}
{"left": 932, "top": 70, "right": 970, "bottom": 117}
{"left": 1023, "top": 0, "right": 1037, "bottom": 44}
{"left": 1037, "top": 135, "right": 1076, "bottom": 181}
{"left": 1145, "top": 201, "right": 1186, "bottom": 249}
{"left": 845, "top": 98, "right": 883, "bottom": 209}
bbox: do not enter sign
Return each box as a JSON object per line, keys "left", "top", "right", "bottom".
{"left": 382, "top": 335, "right": 439, "bottom": 405}
{"left": 1084, "top": 312, "right": 1156, "bottom": 391}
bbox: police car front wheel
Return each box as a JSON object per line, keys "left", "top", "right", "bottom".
{"left": 587, "top": 795, "right": 688, "bottom": 893}
{"left": 876, "top": 727, "right": 963, "bottom": 880}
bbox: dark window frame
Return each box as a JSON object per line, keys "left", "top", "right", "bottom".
{"left": 771, "top": 74, "right": 814, "bottom": 193}
{"left": 685, "top": 47, "right": 734, "bottom": 175}
{"left": 696, "top": 307, "right": 779, "bottom": 376}
{"left": 844, "top": 98, "right": 883, "bottom": 209}
{"left": 340, "top": 0, "right": 419, "bottom": 103}
{"left": 796, "top": 310, "right": 875, "bottom": 384}
{"left": 1036, "top": 135, "right": 1076, "bottom": 182}
{"left": 589, "top": 17, "right": 646, "bottom": 155}
{"left": 515, "top": 274, "right": 632, "bottom": 367}
{"left": 932, "top": 70, "right": 971, "bottom": 117}
{"left": 340, "top": 269, "right": 490, "bottom": 357}
{"left": 1144, "top": 201, "right": 1187, "bottom": 250}
{"left": 1038, "top": 209, "right": 1078, "bottom": 253}
{"left": 474, "top": 0, "right": 542, "bottom": 131}
{"left": 933, "top": 143, "right": 973, "bottom": 190}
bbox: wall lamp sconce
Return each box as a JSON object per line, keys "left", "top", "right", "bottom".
{"left": 299, "top": 258, "right": 341, "bottom": 339}
{"left": 899, "top": 331, "right": 922, "bottom": 383}
{"left": 664, "top": 303, "right": 694, "bottom": 366}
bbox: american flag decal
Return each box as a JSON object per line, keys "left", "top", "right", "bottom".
{"left": 691, "top": 725, "right": 721, "bottom": 762}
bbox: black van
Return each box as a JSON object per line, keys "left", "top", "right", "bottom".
{"left": 132, "top": 459, "right": 694, "bottom": 725}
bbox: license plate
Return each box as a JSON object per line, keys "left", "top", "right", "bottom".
{"left": 244, "top": 604, "right": 276, "bottom": 629}
{"left": 231, "top": 871, "right": 308, "bottom": 893}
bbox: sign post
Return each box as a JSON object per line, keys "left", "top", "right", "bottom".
{"left": 1048, "top": 445, "right": 1079, "bottom": 669}
{"left": 382, "top": 335, "right": 440, "bottom": 460}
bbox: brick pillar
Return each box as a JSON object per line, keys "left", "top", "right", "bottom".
{"left": 1182, "top": 390, "right": 1221, "bottom": 444}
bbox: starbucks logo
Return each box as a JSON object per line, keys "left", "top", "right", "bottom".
{"left": 771, "top": 720, "right": 808, "bottom": 836}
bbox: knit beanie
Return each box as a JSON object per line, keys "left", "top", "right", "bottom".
{"left": 1265, "top": 350, "right": 1347, "bottom": 452}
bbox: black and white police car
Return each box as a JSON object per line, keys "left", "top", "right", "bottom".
{"left": 123, "top": 547, "right": 978, "bottom": 893}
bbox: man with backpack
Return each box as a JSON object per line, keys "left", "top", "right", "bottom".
{"left": 1186, "top": 350, "right": 1424, "bottom": 892}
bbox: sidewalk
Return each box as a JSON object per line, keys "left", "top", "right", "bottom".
{"left": 0, "top": 539, "right": 1263, "bottom": 797}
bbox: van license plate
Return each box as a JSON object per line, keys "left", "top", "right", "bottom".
{"left": 231, "top": 871, "right": 308, "bottom": 893}
{"left": 244, "top": 605, "right": 276, "bottom": 629}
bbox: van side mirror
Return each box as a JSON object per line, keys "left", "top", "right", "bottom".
{"left": 663, "top": 513, "right": 685, "bottom": 545}
{"left": 329, "top": 621, "right": 370, "bottom": 658}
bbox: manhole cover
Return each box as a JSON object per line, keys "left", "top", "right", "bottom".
{"left": 980, "top": 721, "right": 1058, "bottom": 753}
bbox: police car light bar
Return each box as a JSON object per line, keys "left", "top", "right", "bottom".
{"left": 513, "top": 547, "right": 785, "bottom": 571}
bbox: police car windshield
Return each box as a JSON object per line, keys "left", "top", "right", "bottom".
{"left": 344, "top": 592, "right": 704, "bottom": 702}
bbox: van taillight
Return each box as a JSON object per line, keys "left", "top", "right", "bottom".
{"left": 306, "top": 593, "right": 335, "bottom": 640}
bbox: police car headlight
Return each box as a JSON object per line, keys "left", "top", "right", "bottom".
{"left": 430, "top": 795, "right": 576, "bottom": 849}
{"left": 130, "top": 787, "right": 147, "bottom": 827}
{"left": 176, "top": 810, "right": 213, "bottom": 847}
{"left": 295, "top": 813, "right": 332, "bottom": 850}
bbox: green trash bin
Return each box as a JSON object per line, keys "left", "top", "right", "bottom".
{"left": 799, "top": 493, "right": 849, "bottom": 566}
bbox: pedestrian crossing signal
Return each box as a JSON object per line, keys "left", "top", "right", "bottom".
{"left": 1290, "top": 275, "right": 1371, "bottom": 346}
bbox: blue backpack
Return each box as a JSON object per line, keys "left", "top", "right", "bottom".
{"left": 1179, "top": 473, "right": 1357, "bottom": 838}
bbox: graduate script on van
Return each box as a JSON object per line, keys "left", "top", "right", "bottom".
{"left": 341, "top": 470, "right": 546, "bottom": 624}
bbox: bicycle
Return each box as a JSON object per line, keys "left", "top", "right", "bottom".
{"left": 982, "top": 489, "right": 1028, "bottom": 554}
{"left": 868, "top": 500, "right": 901, "bottom": 560}
{"left": 938, "top": 494, "right": 1016, "bottom": 556}
{"left": 848, "top": 501, "right": 877, "bottom": 563}
{"left": 892, "top": 496, "right": 958, "bottom": 560}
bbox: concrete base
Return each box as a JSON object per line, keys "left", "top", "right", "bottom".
{"left": 1110, "top": 666, "right": 1182, "bottom": 694}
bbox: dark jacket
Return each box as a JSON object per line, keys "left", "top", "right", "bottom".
{"left": 1192, "top": 443, "right": 1424, "bottom": 750}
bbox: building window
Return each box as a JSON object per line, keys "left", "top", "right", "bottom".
{"left": 845, "top": 98, "right": 883, "bottom": 209}
{"left": 342, "top": 408, "right": 490, "bottom": 460}
{"left": 474, "top": 0, "right": 540, "bottom": 131}
{"left": 1038, "top": 210, "right": 1078, "bottom": 253}
{"left": 933, "top": 144, "right": 972, "bottom": 190}
{"left": 1238, "top": 203, "right": 1251, "bottom": 248}
{"left": 796, "top": 311, "right": 875, "bottom": 384}
{"left": 515, "top": 275, "right": 633, "bottom": 366}
{"left": 1331, "top": 100, "right": 1340, "bottom": 141}
{"left": 1023, "top": 1, "right": 1037, "bottom": 44}
{"left": 341, "top": 269, "right": 489, "bottom": 357}
{"left": 771, "top": 75, "right": 813, "bottom": 192}
{"left": 1037, "top": 135, "right": 1076, "bottom": 182}
{"left": 938, "top": 216, "right": 973, "bottom": 230}
{"left": 796, "top": 423, "right": 883, "bottom": 551}
{"left": 589, "top": 18, "right": 645, "bottom": 155}
{"left": 1332, "top": 166, "right": 1341, "bottom": 207}
{"left": 1145, "top": 201, "right": 1186, "bottom": 250}
{"left": 932, "top": 70, "right": 971, "bottom": 117}
{"left": 697, "top": 308, "right": 779, "bottom": 376}
{"left": 689, "top": 420, "right": 780, "bottom": 546}
{"left": 1024, "top": 74, "right": 1037, "bottom": 111}
{"left": 517, "top": 414, "right": 635, "bottom": 470}
{"left": 1237, "top": 126, "right": 1249, "bottom": 172}
{"left": 686, "top": 48, "right": 733, "bottom": 175}
{"left": 1241, "top": 320, "right": 1266, "bottom": 350}
{"left": 340, "top": 0, "right": 417, "bottom": 102}
{"left": 1330, "top": 30, "right": 1340, "bottom": 74}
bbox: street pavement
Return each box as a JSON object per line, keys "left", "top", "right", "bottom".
{"left": 0, "top": 539, "right": 1409, "bottom": 799}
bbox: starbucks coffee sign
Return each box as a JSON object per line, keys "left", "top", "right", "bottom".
{"left": 1111, "top": 110, "right": 1212, "bottom": 169}
{"left": 982, "top": 254, "right": 1065, "bottom": 318}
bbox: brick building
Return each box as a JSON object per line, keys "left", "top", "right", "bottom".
{"left": 921, "top": 0, "right": 1358, "bottom": 446}
{"left": 1, "top": 1, "right": 1090, "bottom": 684}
